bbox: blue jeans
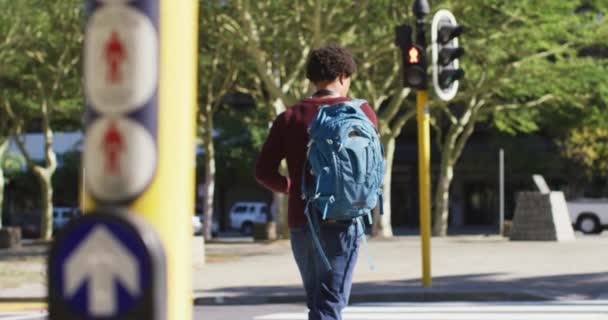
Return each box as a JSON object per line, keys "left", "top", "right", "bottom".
{"left": 290, "top": 221, "right": 362, "bottom": 320}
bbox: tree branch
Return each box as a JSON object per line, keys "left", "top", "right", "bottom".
{"left": 389, "top": 107, "right": 416, "bottom": 139}
{"left": 482, "top": 94, "right": 555, "bottom": 115}
{"left": 234, "top": 0, "right": 296, "bottom": 106}
{"left": 281, "top": 46, "right": 310, "bottom": 93}
{"left": 2, "top": 97, "right": 35, "bottom": 167}
{"left": 511, "top": 43, "right": 572, "bottom": 69}
{"left": 378, "top": 87, "right": 410, "bottom": 122}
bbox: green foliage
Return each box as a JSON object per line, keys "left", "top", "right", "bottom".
{"left": 1, "top": 152, "right": 26, "bottom": 179}
{"left": 1, "top": 0, "right": 83, "bottom": 130}
{"left": 558, "top": 105, "right": 608, "bottom": 178}
{"left": 441, "top": 0, "right": 608, "bottom": 133}
{"left": 212, "top": 104, "right": 270, "bottom": 182}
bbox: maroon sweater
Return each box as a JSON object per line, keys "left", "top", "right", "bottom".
{"left": 254, "top": 96, "right": 378, "bottom": 228}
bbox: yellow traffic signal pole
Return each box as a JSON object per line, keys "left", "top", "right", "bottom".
{"left": 416, "top": 90, "right": 432, "bottom": 287}
{"left": 413, "top": 0, "right": 432, "bottom": 287}
{"left": 137, "top": 1, "right": 199, "bottom": 318}
{"left": 80, "top": 1, "right": 199, "bottom": 318}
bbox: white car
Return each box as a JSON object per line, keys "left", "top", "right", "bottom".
{"left": 229, "top": 202, "right": 270, "bottom": 235}
{"left": 192, "top": 216, "right": 203, "bottom": 235}
{"left": 567, "top": 198, "right": 608, "bottom": 234}
{"left": 193, "top": 214, "right": 219, "bottom": 236}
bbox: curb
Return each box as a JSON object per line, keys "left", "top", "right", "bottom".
{"left": 192, "top": 291, "right": 549, "bottom": 306}
{"left": 0, "top": 291, "right": 549, "bottom": 307}
{"left": 0, "top": 297, "right": 45, "bottom": 303}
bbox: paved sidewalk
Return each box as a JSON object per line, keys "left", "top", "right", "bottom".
{"left": 1, "top": 233, "right": 607, "bottom": 305}
{"left": 192, "top": 234, "right": 608, "bottom": 305}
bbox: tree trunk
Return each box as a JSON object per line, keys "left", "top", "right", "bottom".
{"left": 202, "top": 109, "right": 216, "bottom": 241}
{"left": 431, "top": 108, "right": 477, "bottom": 237}
{"left": 38, "top": 104, "right": 57, "bottom": 240}
{"left": 33, "top": 167, "right": 53, "bottom": 240}
{"left": 432, "top": 155, "right": 454, "bottom": 237}
{"left": 0, "top": 166, "right": 4, "bottom": 229}
{"left": 269, "top": 98, "right": 290, "bottom": 239}
{"left": 0, "top": 139, "right": 7, "bottom": 229}
{"left": 373, "top": 135, "right": 395, "bottom": 237}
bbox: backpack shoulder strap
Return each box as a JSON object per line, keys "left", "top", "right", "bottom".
{"left": 347, "top": 98, "right": 367, "bottom": 109}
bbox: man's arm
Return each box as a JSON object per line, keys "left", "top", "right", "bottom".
{"left": 254, "top": 113, "right": 291, "bottom": 194}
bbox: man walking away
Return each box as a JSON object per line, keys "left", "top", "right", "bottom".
{"left": 255, "top": 45, "right": 379, "bottom": 320}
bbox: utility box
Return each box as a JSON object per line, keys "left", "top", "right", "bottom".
{"left": 510, "top": 175, "right": 576, "bottom": 241}
{"left": 253, "top": 222, "right": 277, "bottom": 241}
{"left": 0, "top": 227, "right": 21, "bottom": 249}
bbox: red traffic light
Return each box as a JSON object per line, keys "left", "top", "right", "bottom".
{"left": 408, "top": 46, "right": 420, "bottom": 64}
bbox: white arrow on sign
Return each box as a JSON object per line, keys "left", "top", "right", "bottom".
{"left": 64, "top": 226, "right": 141, "bottom": 317}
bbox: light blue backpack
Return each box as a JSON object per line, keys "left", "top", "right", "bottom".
{"left": 302, "top": 99, "right": 385, "bottom": 270}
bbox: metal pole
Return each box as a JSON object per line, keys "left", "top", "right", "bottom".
{"left": 413, "top": 0, "right": 432, "bottom": 287}
{"left": 145, "top": 1, "right": 198, "bottom": 317}
{"left": 499, "top": 149, "right": 504, "bottom": 236}
{"left": 416, "top": 90, "right": 432, "bottom": 287}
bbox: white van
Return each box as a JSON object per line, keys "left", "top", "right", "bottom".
{"left": 229, "top": 202, "right": 270, "bottom": 235}
{"left": 567, "top": 198, "right": 608, "bottom": 234}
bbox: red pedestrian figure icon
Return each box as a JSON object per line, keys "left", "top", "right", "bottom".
{"left": 102, "top": 120, "right": 124, "bottom": 175}
{"left": 104, "top": 31, "right": 126, "bottom": 84}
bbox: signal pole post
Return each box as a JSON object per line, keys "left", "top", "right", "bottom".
{"left": 397, "top": 2, "right": 465, "bottom": 289}
{"left": 413, "top": 0, "right": 433, "bottom": 288}
{"left": 148, "top": 2, "right": 199, "bottom": 318}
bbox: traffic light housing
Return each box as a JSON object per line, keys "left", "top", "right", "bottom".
{"left": 432, "top": 10, "right": 465, "bottom": 101}
{"left": 395, "top": 24, "right": 427, "bottom": 89}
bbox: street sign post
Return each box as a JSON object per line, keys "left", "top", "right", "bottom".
{"left": 49, "top": 0, "right": 199, "bottom": 319}
{"left": 49, "top": 210, "right": 166, "bottom": 319}
{"left": 83, "top": 0, "right": 160, "bottom": 205}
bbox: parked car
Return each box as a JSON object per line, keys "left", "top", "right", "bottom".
{"left": 567, "top": 198, "right": 608, "bottom": 234}
{"left": 192, "top": 215, "right": 203, "bottom": 235}
{"left": 229, "top": 202, "right": 270, "bottom": 235}
{"left": 193, "top": 213, "right": 219, "bottom": 237}
{"left": 53, "top": 207, "right": 81, "bottom": 231}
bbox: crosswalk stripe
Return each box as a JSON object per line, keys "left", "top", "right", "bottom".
{"left": 0, "top": 314, "right": 46, "bottom": 320}
{"left": 254, "top": 301, "right": 608, "bottom": 320}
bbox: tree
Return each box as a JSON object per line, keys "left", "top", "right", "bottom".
{"left": 0, "top": 140, "right": 8, "bottom": 228}
{"left": 198, "top": 1, "right": 243, "bottom": 240}
{"left": 557, "top": 103, "right": 608, "bottom": 195}
{"left": 218, "top": 0, "right": 418, "bottom": 237}
{"left": 429, "top": 0, "right": 608, "bottom": 236}
{"left": 1, "top": 0, "right": 82, "bottom": 239}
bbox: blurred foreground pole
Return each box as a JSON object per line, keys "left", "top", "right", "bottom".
{"left": 133, "top": 1, "right": 198, "bottom": 318}
{"left": 78, "top": 0, "right": 199, "bottom": 319}
{"left": 413, "top": 0, "right": 432, "bottom": 287}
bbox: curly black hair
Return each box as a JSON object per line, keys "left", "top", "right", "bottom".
{"left": 306, "top": 45, "right": 357, "bottom": 84}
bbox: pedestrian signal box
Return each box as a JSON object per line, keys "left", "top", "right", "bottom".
{"left": 395, "top": 24, "right": 427, "bottom": 89}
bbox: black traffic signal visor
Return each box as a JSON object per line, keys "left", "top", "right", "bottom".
{"left": 395, "top": 24, "right": 413, "bottom": 48}
{"left": 439, "top": 47, "right": 465, "bottom": 66}
{"left": 438, "top": 25, "right": 465, "bottom": 44}
{"left": 405, "top": 66, "right": 426, "bottom": 88}
{"left": 439, "top": 68, "right": 465, "bottom": 88}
